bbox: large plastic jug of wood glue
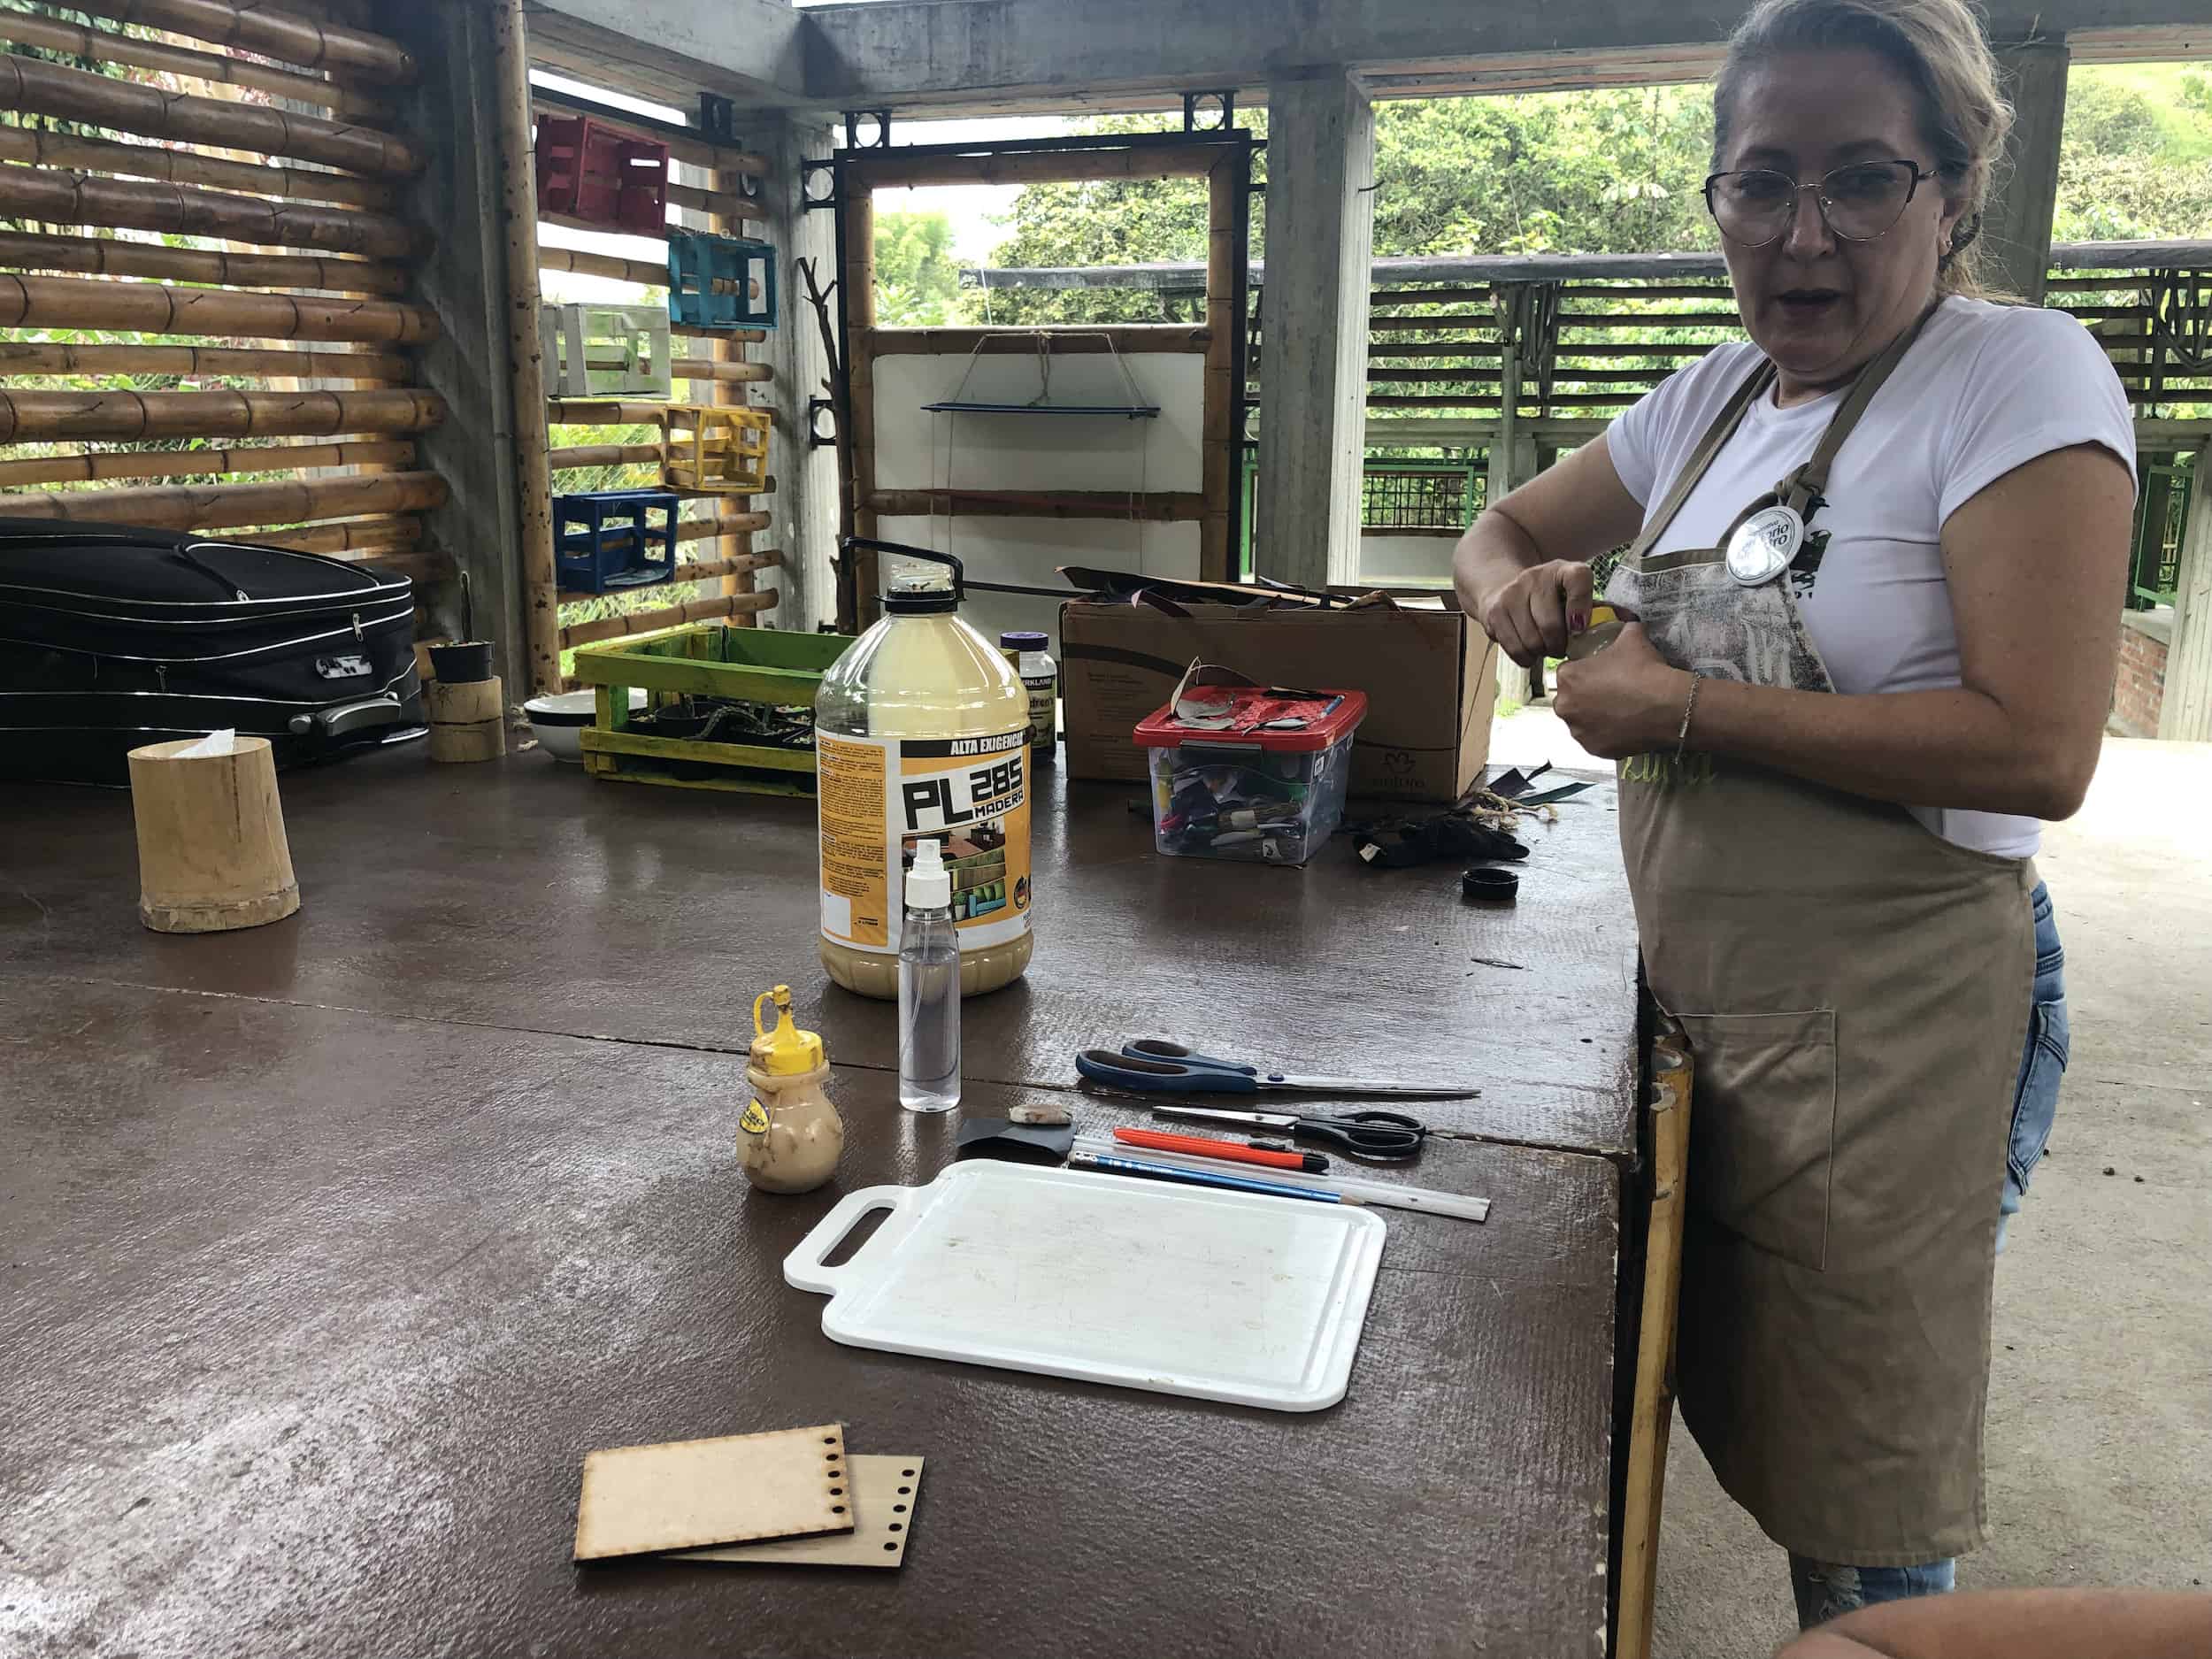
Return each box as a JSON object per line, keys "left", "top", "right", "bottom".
{"left": 813, "top": 537, "right": 1033, "bottom": 1000}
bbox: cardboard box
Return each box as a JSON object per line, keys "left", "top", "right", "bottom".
{"left": 1058, "top": 601, "right": 1497, "bottom": 804}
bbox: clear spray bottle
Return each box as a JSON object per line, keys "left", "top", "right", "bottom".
{"left": 899, "top": 837, "right": 962, "bottom": 1112}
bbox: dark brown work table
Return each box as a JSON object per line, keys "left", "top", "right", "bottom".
{"left": 1, "top": 742, "right": 1638, "bottom": 1656}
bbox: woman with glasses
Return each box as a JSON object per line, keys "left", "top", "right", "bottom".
{"left": 1454, "top": 0, "right": 2134, "bottom": 1632}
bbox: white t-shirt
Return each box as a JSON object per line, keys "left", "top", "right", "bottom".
{"left": 1604, "top": 296, "right": 2136, "bottom": 858}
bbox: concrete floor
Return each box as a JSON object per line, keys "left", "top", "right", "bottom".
{"left": 1642, "top": 737, "right": 2212, "bottom": 1655}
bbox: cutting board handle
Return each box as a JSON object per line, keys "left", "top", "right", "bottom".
{"left": 783, "top": 1184, "right": 916, "bottom": 1295}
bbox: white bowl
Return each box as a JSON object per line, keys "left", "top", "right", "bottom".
{"left": 524, "top": 688, "right": 645, "bottom": 764}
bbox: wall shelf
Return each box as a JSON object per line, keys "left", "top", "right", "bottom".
{"left": 921, "top": 400, "right": 1159, "bottom": 419}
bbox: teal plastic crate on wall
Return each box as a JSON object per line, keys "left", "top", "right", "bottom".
{"left": 667, "top": 228, "right": 779, "bottom": 331}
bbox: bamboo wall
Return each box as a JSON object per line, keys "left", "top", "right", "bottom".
{"left": 522, "top": 73, "right": 782, "bottom": 676}
{"left": 0, "top": 0, "right": 450, "bottom": 592}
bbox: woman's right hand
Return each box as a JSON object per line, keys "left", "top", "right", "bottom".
{"left": 1475, "top": 559, "right": 1595, "bottom": 670}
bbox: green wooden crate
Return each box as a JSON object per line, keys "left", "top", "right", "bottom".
{"left": 572, "top": 622, "right": 855, "bottom": 795}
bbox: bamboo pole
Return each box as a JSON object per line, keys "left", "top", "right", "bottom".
{"left": 0, "top": 340, "right": 410, "bottom": 382}
{"left": 0, "top": 232, "right": 405, "bottom": 298}
{"left": 66, "top": 0, "right": 419, "bottom": 84}
{"left": 670, "top": 326, "right": 768, "bottom": 348}
{"left": 675, "top": 509, "right": 772, "bottom": 543}
{"left": 1616, "top": 1023, "right": 1694, "bottom": 1659}
{"left": 251, "top": 515, "right": 421, "bottom": 553}
{"left": 548, "top": 442, "right": 662, "bottom": 471}
{"left": 537, "top": 245, "right": 665, "bottom": 288}
{"left": 0, "top": 389, "right": 444, "bottom": 444}
{"left": 541, "top": 403, "right": 664, "bottom": 429}
{"left": 493, "top": 0, "right": 560, "bottom": 696}
{"left": 558, "top": 589, "right": 777, "bottom": 648}
{"left": 0, "top": 127, "right": 399, "bottom": 212}
{"left": 545, "top": 399, "right": 669, "bottom": 426}
{"left": 868, "top": 488, "right": 1208, "bottom": 521}
{"left": 0, "top": 274, "right": 438, "bottom": 343}
{"left": 342, "top": 548, "right": 449, "bottom": 587}
{"left": 672, "top": 357, "right": 772, "bottom": 384}
{"left": 1201, "top": 156, "right": 1237, "bottom": 582}
{"left": 868, "top": 324, "right": 1211, "bottom": 357}
{"left": 0, "top": 438, "right": 418, "bottom": 489}
{"left": 848, "top": 146, "right": 1225, "bottom": 190}
{"left": 695, "top": 168, "right": 761, "bottom": 626}
{"left": 664, "top": 179, "right": 766, "bottom": 223}
{"left": 844, "top": 186, "right": 879, "bottom": 628}
{"left": 0, "top": 54, "right": 421, "bottom": 178}
{"left": 0, "top": 171, "right": 426, "bottom": 260}
{"left": 0, "top": 9, "right": 397, "bottom": 119}
{"left": 555, "top": 549, "right": 780, "bottom": 606}
{"left": 0, "top": 471, "right": 448, "bottom": 532}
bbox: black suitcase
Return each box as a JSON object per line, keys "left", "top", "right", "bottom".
{"left": 0, "top": 518, "right": 427, "bottom": 785}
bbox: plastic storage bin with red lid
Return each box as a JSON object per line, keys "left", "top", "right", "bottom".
{"left": 1133, "top": 664, "right": 1368, "bottom": 866}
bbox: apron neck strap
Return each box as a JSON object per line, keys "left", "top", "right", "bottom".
{"left": 1773, "top": 301, "right": 1943, "bottom": 514}
{"left": 1623, "top": 358, "right": 1775, "bottom": 565}
{"left": 1624, "top": 299, "right": 1946, "bottom": 561}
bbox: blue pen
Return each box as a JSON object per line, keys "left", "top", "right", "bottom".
{"left": 1068, "top": 1150, "right": 1345, "bottom": 1205}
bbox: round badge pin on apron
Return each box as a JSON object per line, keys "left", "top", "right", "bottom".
{"left": 1725, "top": 503, "right": 1805, "bottom": 586}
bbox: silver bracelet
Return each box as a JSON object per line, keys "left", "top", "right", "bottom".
{"left": 1674, "top": 672, "right": 1702, "bottom": 761}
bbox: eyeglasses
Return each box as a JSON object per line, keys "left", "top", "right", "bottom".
{"left": 1702, "top": 159, "right": 1939, "bottom": 246}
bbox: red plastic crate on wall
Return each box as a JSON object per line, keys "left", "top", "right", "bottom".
{"left": 534, "top": 115, "right": 669, "bottom": 236}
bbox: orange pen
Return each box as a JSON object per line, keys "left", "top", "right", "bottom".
{"left": 1110, "top": 1125, "right": 1330, "bottom": 1173}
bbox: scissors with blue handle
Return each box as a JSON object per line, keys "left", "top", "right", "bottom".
{"left": 1073, "top": 1039, "right": 1478, "bottom": 1102}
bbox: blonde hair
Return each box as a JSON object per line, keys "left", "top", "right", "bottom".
{"left": 1713, "top": 0, "right": 2016, "bottom": 297}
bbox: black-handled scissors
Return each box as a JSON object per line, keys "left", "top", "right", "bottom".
{"left": 1072, "top": 1040, "right": 1479, "bottom": 1102}
{"left": 1149, "top": 1104, "right": 1428, "bottom": 1162}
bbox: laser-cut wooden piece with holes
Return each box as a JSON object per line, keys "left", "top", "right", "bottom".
{"left": 572, "top": 1422, "right": 852, "bottom": 1561}
{"left": 673, "top": 1455, "right": 926, "bottom": 1569}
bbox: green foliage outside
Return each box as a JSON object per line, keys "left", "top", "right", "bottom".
{"left": 876, "top": 67, "right": 2211, "bottom": 331}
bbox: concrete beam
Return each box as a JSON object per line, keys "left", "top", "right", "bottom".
{"left": 521, "top": 0, "right": 804, "bottom": 106}
{"left": 1253, "top": 71, "right": 1375, "bottom": 591}
{"left": 797, "top": 0, "right": 2207, "bottom": 115}
{"left": 1983, "top": 41, "right": 2070, "bottom": 304}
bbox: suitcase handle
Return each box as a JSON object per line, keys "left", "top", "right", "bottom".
{"left": 288, "top": 693, "right": 406, "bottom": 742}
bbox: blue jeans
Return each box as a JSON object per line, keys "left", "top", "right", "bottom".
{"left": 1789, "top": 1556, "right": 1956, "bottom": 1627}
{"left": 1784, "top": 885, "right": 2065, "bottom": 1628}
{"left": 2001, "top": 881, "right": 2069, "bottom": 1228}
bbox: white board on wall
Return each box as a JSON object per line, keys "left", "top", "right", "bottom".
{"left": 877, "top": 516, "right": 1201, "bottom": 653}
{"left": 873, "top": 352, "right": 1204, "bottom": 495}
{"left": 1358, "top": 534, "right": 1457, "bottom": 587}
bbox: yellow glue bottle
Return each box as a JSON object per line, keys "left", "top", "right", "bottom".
{"left": 741, "top": 984, "right": 843, "bottom": 1194}
{"left": 814, "top": 538, "right": 1034, "bottom": 1001}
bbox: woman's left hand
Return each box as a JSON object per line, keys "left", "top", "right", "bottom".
{"left": 1551, "top": 623, "right": 1692, "bottom": 760}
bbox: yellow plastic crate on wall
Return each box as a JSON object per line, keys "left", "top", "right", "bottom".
{"left": 541, "top": 303, "right": 672, "bottom": 399}
{"left": 664, "top": 403, "right": 770, "bottom": 494}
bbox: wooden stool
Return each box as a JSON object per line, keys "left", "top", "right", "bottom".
{"left": 427, "top": 675, "right": 505, "bottom": 763}
{"left": 127, "top": 735, "right": 301, "bottom": 934}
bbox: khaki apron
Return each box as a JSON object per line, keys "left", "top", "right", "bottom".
{"left": 1612, "top": 319, "right": 2035, "bottom": 1564}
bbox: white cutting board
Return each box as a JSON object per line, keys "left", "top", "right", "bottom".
{"left": 784, "top": 1161, "right": 1386, "bottom": 1412}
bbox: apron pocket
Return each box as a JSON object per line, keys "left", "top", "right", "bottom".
{"left": 1677, "top": 1009, "right": 1839, "bottom": 1272}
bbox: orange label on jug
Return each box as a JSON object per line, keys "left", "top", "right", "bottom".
{"left": 817, "top": 729, "right": 1031, "bottom": 956}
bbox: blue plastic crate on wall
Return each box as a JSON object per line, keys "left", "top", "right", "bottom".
{"left": 555, "top": 489, "right": 680, "bottom": 595}
{"left": 667, "top": 227, "right": 779, "bottom": 331}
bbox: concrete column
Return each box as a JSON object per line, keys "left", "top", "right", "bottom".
{"left": 1983, "top": 39, "right": 2070, "bottom": 305}
{"left": 1253, "top": 68, "right": 1374, "bottom": 591}
{"left": 757, "top": 112, "right": 841, "bottom": 630}
{"left": 391, "top": 3, "right": 527, "bottom": 689}
{"left": 2159, "top": 465, "right": 2212, "bottom": 741}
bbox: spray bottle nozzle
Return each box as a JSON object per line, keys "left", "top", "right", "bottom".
{"left": 905, "top": 837, "right": 953, "bottom": 910}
